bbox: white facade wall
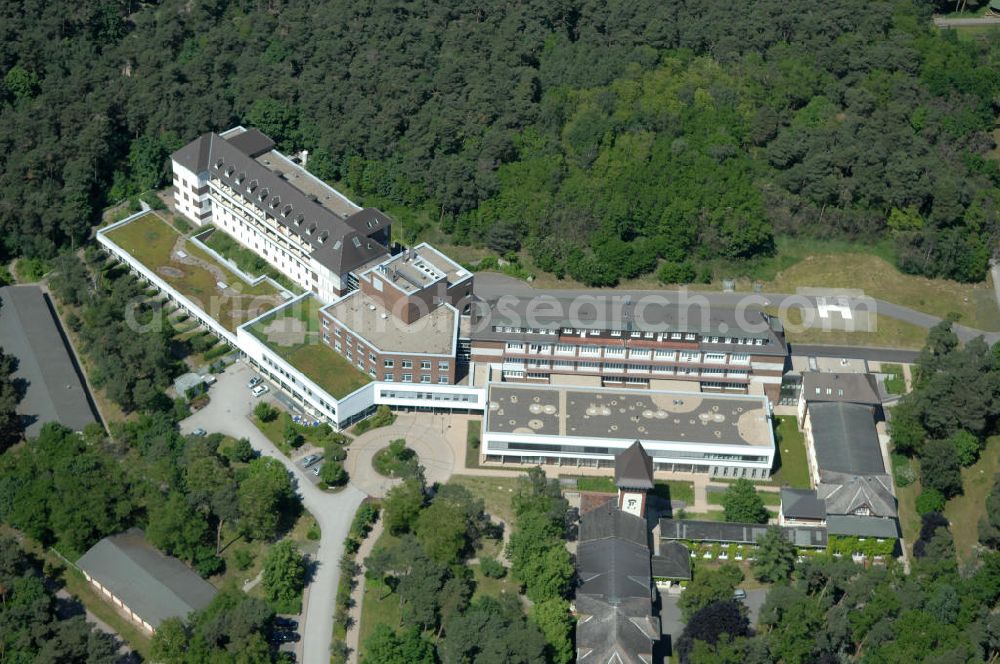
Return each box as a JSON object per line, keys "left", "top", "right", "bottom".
{"left": 172, "top": 161, "right": 210, "bottom": 226}
{"left": 480, "top": 429, "right": 774, "bottom": 478}
{"left": 205, "top": 178, "right": 343, "bottom": 303}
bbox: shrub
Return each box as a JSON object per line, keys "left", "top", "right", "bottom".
{"left": 229, "top": 437, "right": 256, "bottom": 463}
{"left": 173, "top": 217, "right": 192, "bottom": 234}
{"left": 306, "top": 523, "right": 321, "bottom": 541}
{"left": 204, "top": 344, "right": 230, "bottom": 360}
{"left": 916, "top": 488, "right": 946, "bottom": 515}
{"left": 254, "top": 402, "right": 278, "bottom": 422}
{"left": 658, "top": 260, "right": 696, "bottom": 284}
{"left": 320, "top": 461, "right": 349, "bottom": 487}
{"left": 15, "top": 257, "right": 51, "bottom": 282}
{"left": 233, "top": 548, "right": 254, "bottom": 571}
{"left": 354, "top": 405, "right": 395, "bottom": 434}
{"left": 480, "top": 556, "right": 507, "bottom": 579}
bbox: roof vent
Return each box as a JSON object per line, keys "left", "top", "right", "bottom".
{"left": 293, "top": 214, "right": 304, "bottom": 226}
{"left": 317, "top": 231, "right": 329, "bottom": 244}
{"left": 282, "top": 204, "right": 293, "bottom": 217}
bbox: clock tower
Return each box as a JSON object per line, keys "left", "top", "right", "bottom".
{"left": 615, "top": 441, "right": 654, "bottom": 519}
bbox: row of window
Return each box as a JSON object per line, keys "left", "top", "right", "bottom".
{"left": 505, "top": 343, "right": 750, "bottom": 364}
{"left": 382, "top": 373, "right": 450, "bottom": 384}
{"left": 383, "top": 358, "right": 449, "bottom": 370}
{"left": 490, "top": 325, "right": 771, "bottom": 346}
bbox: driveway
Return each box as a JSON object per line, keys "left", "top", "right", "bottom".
{"left": 344, "top": 414, "right": 457, "bottom": 497}
{"left": 181, "top": 361, "right": 365, "bottom": 664}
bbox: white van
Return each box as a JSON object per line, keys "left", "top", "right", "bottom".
{"left": 251, "top": 384, "right": 269, "bottom": 397}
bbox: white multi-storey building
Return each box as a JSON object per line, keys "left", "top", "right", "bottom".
{"left": 171, "top": 127, "right": 392, "bottom": 303}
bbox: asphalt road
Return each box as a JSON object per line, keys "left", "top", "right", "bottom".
{"left": 472, "top": 273, "right": 1000, "bottom": 346}
{"left": 181, "top": 362, "right": 365, "bottom": 664}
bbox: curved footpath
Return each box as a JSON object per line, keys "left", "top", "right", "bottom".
{"left": 181, "top": 361, "right": 365, "bottom": 664}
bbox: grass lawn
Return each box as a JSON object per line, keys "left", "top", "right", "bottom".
{"left": 894, "top": 455, "right": 923, "bottom": 561}
{"left": 766, "top": 251, "right": 1000, "bottom": 332}
{"left": 248, "top": 296, "right": 371, "bottom": 399}
{"left": 944, "top": 436, "right": 1000, "bottom": 569}
{"left": 707, "top": 490, "right": 781, "bottom": 507}
{"left": 358, "top": 530, "right": 404, "bottom": 659}
{"left": 883, "top": 363, "right": 906, "bottom": 395}
{"left": 574, "top": 476, "right": 617, "bottom": 493}
{"left": 770, "top": 416, "right": 811, "bottom": 489}
{"left": 447, "top": 475, "right": 525, "bottom": 525}
{"left": 775, "top": 307, "right": 929, "bottom": 350}
{"left": 465, "top": 419, "right": 483, "bottom": 469}
{"left": 470, "top": 561, "right": 518, "bottom": 602}
{"left": 651, "top": 480, "right": 696, "bottom": 506}
{"left": 105, "top": 212, "right": 286, "bottom": 331}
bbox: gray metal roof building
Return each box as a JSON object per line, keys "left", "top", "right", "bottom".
{"left": 76, "top": 529, "right": 217, "bottom": 630}
{"left": 576, "top": 501, "right": 660, "bottom": 664}
{"left": 658, "top": 518, "right": 828, "bottom": 548}
{"left": 802, "top": 372, "right": 881, "bottom": 407}
{"left": 780, "top": 488, "right": 827, "bottom": 521}
{"left": 0, "top": 285, "right": 98, "bottom": 437}
{"left": 809, "top": 401, "right": 884, "bottom": 477}
{"left": 615, "top": 441, "right": 655, "bottom": 490}
{"left": 827, "top": 515, "right": 899, "bottom": 539}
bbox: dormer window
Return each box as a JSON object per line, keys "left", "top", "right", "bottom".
{"left": 306, "top": 224, "right": 316, "bottom": 236}
{"left": 247, "top": 179, "right": 258, "bottom": 193}
{"left": 282, "top": 204, "right": 293, "bottom": 217}
{"left": 293, "top": 214, "right": 304, "bottom": 226}
{"left": 214, "top": 159, "right": 224, "bottom": 170}
{"left": 258, "top": 188, "right": 269, "bottom": 201}
{"left": 269, "top": 196, "right": 281, "bottom": 209}
{"left": 224, "top": 166, "right": 235, "bottom": 177}
{"left": 235, "top": 172, "right": 245, "bottom": 185}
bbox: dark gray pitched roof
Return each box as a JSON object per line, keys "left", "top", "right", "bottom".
{"left": 171, "top": 131, "right": 390, "bottom": 276}
{"left": 826, "top": 515, "right": 899, "bottom": 539}
{"left": 76, "top": 529, "right": 217, "bottom": 628}
{"left": 803, "top": 372, "right": 881, "bottom": 406}
{"left": 659, "top": 518, "right": 828, "bottom": 548}
{"left": 817, "top": 473, "right": 896, "bottom": 518}
{"left": 780, "top": 488, "right": 827, "bottom": 520}
{"left": 575, "top": 595, "right": 659, "bottom": 664}
{"left": 809, "top": 401, "right": 884, "bottom": 476}
{"left": 223, "top": 127, "right": 275, "bottom": 157}
{"left": 579, "top": 500, "right": 649, "bottom": 547}
{"left": 576, "top": 502, "right": 658, "bottom": 664}
{"left": 0, "top": 285, "right": 98, "bottom": 436}
{"left": 615, "top": 441, "right": 654, "bottom": 490}
{"left": 651, "top": 541, "right": 691, "bottom": 580}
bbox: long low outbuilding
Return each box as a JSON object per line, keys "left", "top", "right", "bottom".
{"left": 482, "top": 383, "right": 776, "bottom": 479}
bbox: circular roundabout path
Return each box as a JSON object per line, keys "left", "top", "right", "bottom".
{"left": 344, "top": 414, "right": 456, "bottom": 497}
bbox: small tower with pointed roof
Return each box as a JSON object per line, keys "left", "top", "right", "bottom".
{"left": 615, "top": 441, "right": 654, "bottom": 518}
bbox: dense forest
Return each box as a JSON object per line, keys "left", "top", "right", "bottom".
{"left": 1, "top": 0, "right": 999, "bottom": 285}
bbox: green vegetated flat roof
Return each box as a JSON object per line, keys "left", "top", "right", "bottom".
{"left": 248, "top": 296, "right": 371, "bottom": 399}
{"left": 104, "top": 212, "right": 286, "bottom": 332}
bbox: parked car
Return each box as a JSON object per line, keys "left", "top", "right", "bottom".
{"left": 251, "top": 384, "right": 269, "bottom": 397}
{"left": 300, "top": 454, "right": 322, "bottom": 468}
{"left": 312, "top": 464, "right": 323, "bottom": 476}
{"left": 247, "top": 375, "right": 262, "bottom": 388}
{"left": 274, "top": 617, "right": 299, "bottom": 631}
{"left": 192, "top": 428, "right": 207, "bottom": 437}
{"left": 733, "top": 588, "right": 747, "bottom": 601}
{"left": 202, "top": 375, "right": 217, "bottom": 385}
{"left": 269, "top": 631, "right": 300, "bottom": 644}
